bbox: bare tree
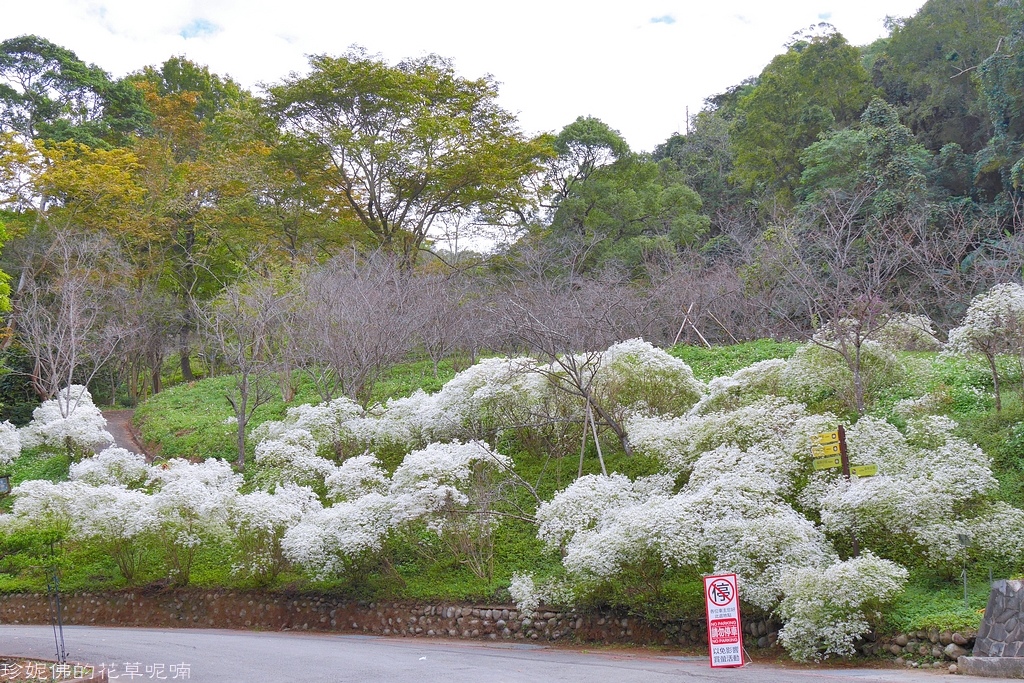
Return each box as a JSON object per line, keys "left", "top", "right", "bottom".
{"left": 202, "top": 278, "right": 291, "bottom": 467}
{"left": 14, "top": 230, "right": 134, "bottom": 414}
{"left": 746, "top": 189, "right": 912, "bottom": 414}
{"left": 292, "top": 254, "right": 421, "bottom": 404}
{"left": 495, "top": 244, "right": 653, "bottom": 462}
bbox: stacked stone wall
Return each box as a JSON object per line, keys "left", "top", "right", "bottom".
{"left": 0, "top": 590, "right": 783, "bottom": 650}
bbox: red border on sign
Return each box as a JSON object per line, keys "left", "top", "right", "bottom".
{"left": 703, "top": 573, "right": 744, "bottom": 669}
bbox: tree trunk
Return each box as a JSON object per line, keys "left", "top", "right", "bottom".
{"left": 988, "top": 352, "right": 1002, "bottom": 412}
{"left": 179, "top": 328, "right": 195, "bottom": 382}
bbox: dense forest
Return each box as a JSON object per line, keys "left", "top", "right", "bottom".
{"left": 0, "top": 0, "right": 1023, "bottom": 412}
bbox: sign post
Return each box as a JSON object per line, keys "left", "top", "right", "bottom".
{"left": 812, "top": 426, "right": 878, "bottom": 557}
{"left": 704, "top": 573, "right": 744, "bottom": 668}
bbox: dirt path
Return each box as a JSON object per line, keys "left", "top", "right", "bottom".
{"left": 101, "top": 409, "right": 150, "bottom": 459}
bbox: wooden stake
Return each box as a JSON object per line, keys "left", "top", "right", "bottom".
{"left": 838, "top": 425, "right": 859, "bottom": 558}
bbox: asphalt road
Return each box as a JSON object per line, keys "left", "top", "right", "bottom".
{"left": 2, "top": 625, "right": 1014, "bottom": 683}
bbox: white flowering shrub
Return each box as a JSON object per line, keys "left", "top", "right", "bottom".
{"left": 149, "top": 458, "right": 241, "bottom": 585}
{"left": 252, "top": 428, "right": 338, "bottom": 493}
{"left": 6, "top": 479, "right": 90, "bottom": 539}
{"left": 593, "top": 339, "right": 705, "bottom": 416}
{"left": 808, "top": 416, "right": 1001, "bottom": 567}
{"left": 5, "top": 478, "right": 158, "bottom": 583}
{"left": 324, "top": 454, "right": 389, "bottom": 503}
{"left": 252, "top": 396, "right": 366, "bottom": 456}
{"left": 535, "top": 473, "right": 642, "bottom": 552}
{"left": 281, "top": 492, "right": 393, "bottom": 579}
{"left": 73, "top": 484, "right": 158, "bottom": 583}
{"left": 20, "top": 385, "right": 113, "bottom": 457}
{"left": 705, "top": 510, "right": 835, "bottom": 610}
{"left": 946, "top": 282, "right": 1024, "bottom": 411}
{"left": 782, "top": 339, "right": 903, "bottom": 413}
{"left": 873, "top": 314, "right": 942, "bottom": 351}
{"left": 777, "top": 553, "right": 907, "bottom": 661}
{"left": 419, "top": 357, "right": 545, "bottom": 443}
{"left": 283, "top": 439, "right": 515, "bottom": 581}
{"left": 228, "top": 483, "right": 320, "bottom": 584}
{"left": 508, "top": 572, "right": 577, "bottom": 616}
{"left": 627, "top": 397, "right": 835, "bottom": 475}
{"left": 0, "top": 420, "right": 20, "bottom": 466}
{"left": 70, "top": 447, "right": 150, "bottom": 488}
{"left": 693, "top": 359, "right": 788, "bottom": 414}
{"left": 389, "top": 441, "right": 513, "bottom": 529}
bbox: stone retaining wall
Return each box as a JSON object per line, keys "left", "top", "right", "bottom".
{"left": 0, "top": 590, "right": 782, "bottom": 650}
{"left": 872, "top": 628, "right": 976, "bottom": 662}
{"left": 974, "top": 579, "right": 1024, "bottom": 657}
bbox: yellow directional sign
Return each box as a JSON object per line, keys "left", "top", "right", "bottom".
{"left": 813, "top": 456, "right": 843, "bottom": 470}
{"left": 812, "top": 431, "right": 840, "bottom": 446}
{"left": 811, "top": 443, "right": 841, "bottom": 457}
{"left": 850, "top": 464, "right": 878, "bottom": 477}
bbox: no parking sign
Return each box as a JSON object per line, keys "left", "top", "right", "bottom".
{"left": 703, "top": 573, "right": 744, "bottom": 668}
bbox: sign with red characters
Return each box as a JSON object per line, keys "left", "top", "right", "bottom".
{"left": 703, "top": 573, "right": 744, "bottom": 668}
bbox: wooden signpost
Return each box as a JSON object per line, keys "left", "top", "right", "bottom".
{"left": 810, "top": 425, "right": 880, "bottom": 558}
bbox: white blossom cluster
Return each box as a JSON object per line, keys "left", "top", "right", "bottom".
{"left": 804, "top": 416, "right": 1009, "bottom": 565}
{"left": 777, "top": 553, "right": 907, "bottom": 661}
{"left": 946, "top": 282, "right": 1024, "bottom": 357}
{"left": 592, "top": 338, "right": 706, "bottom": 416}
{"left": 18, "top": 385, "right": 113, "bottom": 456}
{"left": 280, "top": 440, "right": 512, "bottom": 578}
{"left": 0, "top": 420, "right": 20, "bottom": 466}
{"left": 251, "top": 342, "right": 705, "bottom": 455}
{"left": 537, "top": 337, "right": 1024, "bottom": 659}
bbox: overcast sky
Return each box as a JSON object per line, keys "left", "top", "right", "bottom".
{"left": 5, "top": 1, "right": 925, "bottom": 152}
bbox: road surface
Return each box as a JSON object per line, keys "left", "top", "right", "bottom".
{"left": 0, "top": 625, "right": 1008, "bottom": 683}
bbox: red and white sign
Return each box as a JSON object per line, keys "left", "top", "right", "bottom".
{"left": 704, "top": 573, "right": 744, "bottom": 668}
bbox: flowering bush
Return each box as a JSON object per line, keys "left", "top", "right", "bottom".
{"left": 0, "top": 420, "right": 20, "bottom": 466}
{"left": 252, "top": 428, "right": 337, "bottom": 493}
{"left": 627, "top": 397, "right": 834, "bottom": 475}
{"left": 70, "top": 447, "right": 150, "bottom": 488}
{"left": 946, "top": 282, "right": 1024, "bottom": 411}
{"left": 324, "top": 454, "right": 389, "bottom": 503}
{"left": 228, "top": 483, "right": 320, "bottom": 584}
{"left": 808, "top": 416, "right": 1001, "bottom": 567}
{"left": 19, "top": 385, "right": 113, "bottom": 457}
{"left": 252, "top": 396, "right": 365, "bottom": 456}
{"left": 6, "top": 479, "right": 90, "bottom": 539}
{"left": 594, "top": 339, "right": 705, "bottom": 416}
{"left": 281, "top": 493, "right": 393, "bottom": 579}
{"left": 149, "top": 458, "right": 241, "bottom": 585}
{"left": 782, "top": 339, "right": 903, "bottom": 413}
{"left": 73, "top": 484, "right": 158, "bottom": 583}
{"left": 693, "top": 359, "right": 788, "bottom": 414}
{"left": 777, "top": 553, "right": 907, "bottom": 661}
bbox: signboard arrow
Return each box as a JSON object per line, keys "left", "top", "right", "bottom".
{"left": 811, "top": 443, "right": 841, "bottom": 457}
{"left": 812, "top": 431, "right": 840, "bottom": 445}
{"left": 849, "top": 464, "right": 878, "bottom": 477}
{"left": 813, "top": 455, "right": 843, "bottom": 470}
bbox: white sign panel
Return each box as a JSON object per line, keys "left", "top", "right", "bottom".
{"left": 704, "top": 572, "right": 744, "bottom": 668}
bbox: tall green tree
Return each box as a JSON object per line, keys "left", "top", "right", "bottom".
{"left": 269, "top": 49, "right": 550, "bottom": 262}
{"left": 730, "top": 28, "right": 876, "bottom": 203}
{"left": 873, "top": 0, "right": 1013, "bottom": 154}
{"left": 799, "top": 98, "right": 931, "bottom": 216}
{"left": 545, "top": 118, "right": 708, "bottom": 273}
{"left": 131, "top": 60, "right": 260, "bottom": 381}
{"left": 0, "top": 35, "right": 148, "bottom": 147}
